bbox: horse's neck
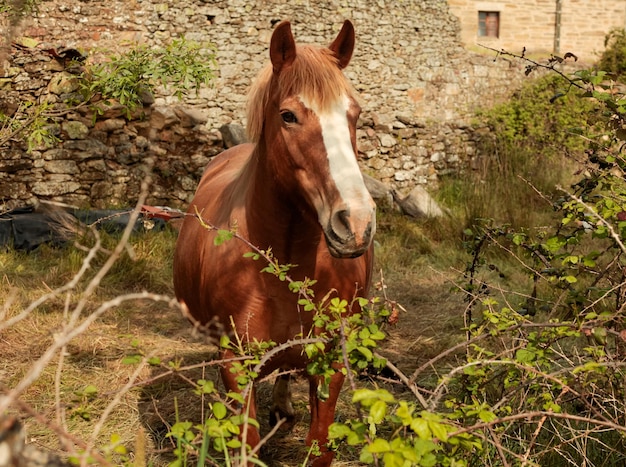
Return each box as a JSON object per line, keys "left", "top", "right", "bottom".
{"left": 244, "top": 144, "right": 321, "bottom": 253}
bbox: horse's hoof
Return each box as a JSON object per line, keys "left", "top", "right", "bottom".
{"left": 269, "top": 409, "right": 296, "bottom": 432}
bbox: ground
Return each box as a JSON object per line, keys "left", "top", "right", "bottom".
{"left": 0, "top": 222, "right": 467, "bottom": 466}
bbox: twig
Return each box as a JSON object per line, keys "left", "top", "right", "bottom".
{"left": 248, "top": 417, "right": 286, "bottom": 457}
{"left": 449, "top": 410, "right": 626, "bottom": 438}
{"left": 557, "top": 187, "right": 626, "bottom": 255}
{"left": 374, "top": 353, "right": 428, "bottom": 408}
{"left": 479, "top": 44, "right": 584, "bottom": 91}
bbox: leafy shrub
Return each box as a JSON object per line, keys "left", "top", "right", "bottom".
{"left": 0, "top": 38, "right": 216, "bottom": 151}
{"left": 82, "top": 38, "right": 217, "bottom": 117}
{"left": 598, "top": 28, "right": 626, "bottom": 81}
{"left": 448, "top": 55, "right": 626, "bottom": 466}
{"left": 444, "top": 71, "right": 598, "bottom": 231}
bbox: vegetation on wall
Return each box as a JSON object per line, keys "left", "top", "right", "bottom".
{"left": 81, "top": 38, "right": 216, "bottom": 118}
{"left": 0, "top": 0, "right": 216, "bottom": 152}
{"left": 0, "top": 42, "right": 216, "bottom": 151}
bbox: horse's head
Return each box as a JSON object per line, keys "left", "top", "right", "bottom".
{"left": 248, "top": 21, "right": 376, "bottom": 259}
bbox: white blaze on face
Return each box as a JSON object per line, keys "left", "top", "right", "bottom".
{"left": 300, "top": 94, "right": 371, "bottom": 211}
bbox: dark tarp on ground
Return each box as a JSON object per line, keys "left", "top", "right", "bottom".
{"left": 0, "top": 206, "right": 173, "bottom": 251}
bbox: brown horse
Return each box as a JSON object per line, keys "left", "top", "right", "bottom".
{"left": 173, "top": 20, "right": 375, "bottom": 466}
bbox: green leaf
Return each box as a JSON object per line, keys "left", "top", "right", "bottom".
{"left": 219, "top": 335, "right": 231, "bottom": 349}
{"left": 226, "top": 391, "right": 244, "bottom": 404}
{"left": 428, "top": 420, "right": 449, "bottom": 442}
{"left": 396, "top": 401, "right": 414, "bottom": 425}
{"left": 113, "top": 444, "right": 127, "bottom": 455}
{"left": 562, "top": 275, "right": 578, "bottom": 284}
{"left": 369, "top": 400, "right": 387, "bottom": 424}
{"left": 213, "top": 229, "right": 234, "bottom": 246}
{"left": 516, "top": 348, "right": 536, "bottom": 363}
{"left": 512, "top": 233, "right": 525, "bottom": 245}
{"left": 147, "top": 357, "right": 161, "bottom": 366}
{"left": 562, "top": 255, "right": 579, "bottom": 265}
{"left": 352, "top": 388, "right": 395, "bottom": 406}
{"left": 478, "top": 409, "right": 497, "bottom": 423}
{"left": 328, "top": 423, "right": 352, "bottom": 440}
{"left": 357, "top": 346, "right": 373, "bottom": 361}
{"left": 359, "top": 449, "right": 374, "bottom": 464}
{"left": 367, "top": 438, "right": 390, "bottom": 453}
{"left": 212, "top": 402, "right": 227, "bottom": 420}
{"left": 410, "top": 418, "right": 431, "bottom": 439}
{"left": 226, "top": 439, "right": 242, "bottom": 448}
{"left": 122, "top": 354, "right": 142, "bottom": 364}
{"left": 544, "top": 236, "right": 566, "bottom": 252}
{"left": 82, "top": 384, "right": 98, "bottom": 397}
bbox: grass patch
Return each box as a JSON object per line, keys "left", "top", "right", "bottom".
{"left": 0, "top": 207, "right": 470, "bottom": 466}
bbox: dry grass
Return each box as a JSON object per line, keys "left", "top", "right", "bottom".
{"left": 0, "top": 209, "right": 468, "bottom": 466}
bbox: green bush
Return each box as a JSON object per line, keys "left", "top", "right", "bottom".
{"left": 82, "top": 38, "right": 216, "bottom": 117}
{"left": 442, "top": 73, "right": 598, "bottom": 231}
{"left": 598, "top": 28, "right": 626, "bottom": 81}
{"left": 447, "top": 58, "right": 626, "bottom": 467}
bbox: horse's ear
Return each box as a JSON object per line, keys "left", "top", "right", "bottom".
{"left": 329, "top": 20, "right": 355, "bottom": 69}
{"left": 270, "top": 21, "right": 297, "bottom": 74}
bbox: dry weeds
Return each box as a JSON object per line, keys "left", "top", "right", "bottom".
{"left": 0, "top": 206, "right": 467, "bottom": 466}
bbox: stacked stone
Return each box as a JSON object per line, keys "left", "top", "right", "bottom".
{"left": 0, "top": 46, "right": 223, "bottom": 209}
{"left": 2, "top": 0, "right": 528, "bottom": 208}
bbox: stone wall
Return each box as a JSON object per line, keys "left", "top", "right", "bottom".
{"left": 1, "top": 45, "right": 224, "bottom": 208}
{"left": 1, "top": 0, "right": 532, "bottom": 208}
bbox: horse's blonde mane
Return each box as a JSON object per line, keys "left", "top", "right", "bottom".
{"left": 246, "top": 45, "right": 353, "bottom": 143}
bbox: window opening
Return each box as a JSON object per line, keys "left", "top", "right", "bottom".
{"left": 478, "top": 11, "right": 500, "bottom": 38}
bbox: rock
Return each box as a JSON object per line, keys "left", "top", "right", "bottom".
{"left": 91, "top": 100, "right": 127, "bottom": 119}
{"left": 14, "top": 36, "right": 39, "bottom": 48}
{"left": 138, "top": 85, "right": 155, "bottom": 106}
{"left": 219, "top": 123, "right": 247, "bottom": 148}
{"left": 44, "top": 160, "right": 79, "bottom": 175}
{"left": 0, "top": 98, "right": 19, "bottom": 117}
{"left": 32, "top": 181, "right": 81, "bottom": 196}
{"left": 62, "top": 139, "right": 109, "bottom": 159}
{"left": 94, "top": 118, "right": 126, "bottom": 132}
{"left": 174, "top": 106, "right": 208, "bottom": 127}
{"left": 378, "top": 133, "right": 397, "bottom": 148}
{"left": 61, "top": 120, "right": 89, "bottom": 140}
{"left": 0, "top": 158, "right": 32, "bottom": 173}
{"left": 46, "top": 72, "right": 78, "bottom": 95}
{"left": 151, "top": 106, "right": 180, "bottom": 130}
{"left": 363, "top": 174, "right": 393, "bottom": 209}
{"left": 393, "top": 185, "right": 444, "bottom": 218}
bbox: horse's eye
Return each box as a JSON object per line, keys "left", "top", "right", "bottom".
{"left": 281, "top": 111, "right": 298, "bottom": 124}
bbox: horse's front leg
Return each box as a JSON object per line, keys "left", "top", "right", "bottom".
{"left": 306, "top": 372, "right": 345, "bottom": 467}
{"left": 219, "top": 360, "right": 261, "bottom": 459}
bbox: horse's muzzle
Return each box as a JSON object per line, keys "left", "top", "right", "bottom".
{"left": 324, "top": 208, "right": 376, "bottom": 258}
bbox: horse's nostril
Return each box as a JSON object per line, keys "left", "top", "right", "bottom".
{"left": 330, "top": 209, "right": 353, "bottom": 243}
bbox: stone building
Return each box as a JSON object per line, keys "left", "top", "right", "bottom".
{"left": 448, "top": 0, "right": 626, "bottom": 62}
